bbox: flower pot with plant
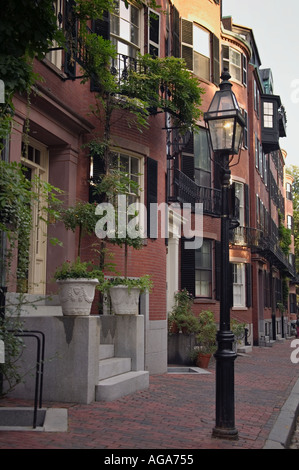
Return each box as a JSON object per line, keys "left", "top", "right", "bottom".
{"left": 93, "top": 166, "right": 153, "bottom": 315}
{"left": 54, "top": 200, "right": 104, "bottom": 315}
{"left": 54, "top": 258, "right": 103, "bottom": 316}
{"left": 194, "top": 310, "right": 217, "bottom": 368}
{"left": 168, "top": 289, "right": 199, "bottom": 335}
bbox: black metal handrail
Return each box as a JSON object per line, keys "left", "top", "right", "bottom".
{"left": 9, "top": 330, "right": 45, "bottom": 429}
{"left": 171, "top": 168, "right": 221, "bottom": 216}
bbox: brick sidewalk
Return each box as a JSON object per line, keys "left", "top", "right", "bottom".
{"left": 0, "top": 339, "right": 298, "bottom": 449}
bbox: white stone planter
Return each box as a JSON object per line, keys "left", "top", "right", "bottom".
{"left": 109, "top": 285, "right": 140, "bottom": 315}
{"left": 57, "top": 278, "right": 98, "bottom": 316}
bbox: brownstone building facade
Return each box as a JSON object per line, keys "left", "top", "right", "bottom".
{"left": 3, "top": 0, "right": 297, "bottom": 377}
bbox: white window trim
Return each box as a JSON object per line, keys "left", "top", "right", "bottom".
{"left": 233, "top": 263, "right": 246, "bottom": 308}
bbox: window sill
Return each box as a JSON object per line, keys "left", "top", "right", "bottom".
{"left": 194, "top": 298, "right": 216, "bottom": 304}
{"left": 232, "top": 307, "right": 248, "bottom": 311}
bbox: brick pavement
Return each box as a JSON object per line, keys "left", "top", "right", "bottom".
{"left": 0, "top": 339, "right": 299, "bottom": 450}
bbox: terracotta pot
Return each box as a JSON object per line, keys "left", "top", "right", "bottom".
{"left": 196, "top": 353, "right": 211, "bottom": 369}
{"left": 170, "top": 321, "right": 179, "bottom": 334}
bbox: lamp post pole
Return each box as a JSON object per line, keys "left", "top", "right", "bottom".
{"left": 204, "top": 70, "right": 245, "bottom": 440}
{"left": 212, "top": 154, "right": 238, "bottom": 440}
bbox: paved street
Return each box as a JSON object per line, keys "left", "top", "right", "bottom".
{"left": 0, "top": 339, "right": 299, "bottom": 450}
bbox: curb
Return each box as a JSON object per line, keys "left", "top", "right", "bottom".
{"left": 263, "top": 377, "right": 299, "bottom": 449}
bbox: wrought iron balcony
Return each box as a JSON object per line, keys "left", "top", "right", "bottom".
{"left": 169, "top": 168, "right": 221, "bottom": 216}
{"left": 252, "top": 231, "right": 296, "bottom": 278}
{"left": 230, "top": 226, "right": 296, "bottom": 278}
{"left": 229, "top": 226, "right": 262, "bottom": 248}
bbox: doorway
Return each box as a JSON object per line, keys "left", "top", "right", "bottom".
{"left": 21, "top": 138, "right": 49, "bottom": 295}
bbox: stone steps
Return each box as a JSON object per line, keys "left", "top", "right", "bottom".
{"left": 96, "top": 344, "right": 149, "bottom": 402}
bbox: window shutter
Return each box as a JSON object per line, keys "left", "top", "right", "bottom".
{"left": 246, "top": 263, "right": 252, "bottom": 307}
{"left": 181, "top": 155, "right": 194, "bottom": 180}
{"left": 90, "top": 12, "right": 110, "bottom": 92}
{"left": 181, "top": 19, "right": 193, "bottom": 70}
{"left": 147, "top": 157, "right": 158, "bottom": 238}
{"left": 64, "top": 0, "right": 77, "bottom": 78}
{"left": 172, "top": 6, "right": 180, "bottom": 58}
{"left": 215, "top": 240, "right": 221, "bottom": 300}
{"left": 212, "top": 34, "right": 220, "bottom": 85}
{"left": 244, "top": 183, "right": 250, "bottom": 227}
{"left": 181, "top": 238, "right": 195, "bottom": 297}
{"left": 92, "top": 12, "right": 110, "bottom": 40}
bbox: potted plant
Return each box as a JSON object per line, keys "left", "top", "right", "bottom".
{"left": 93, "top": 167, "right": 153, "bottom": 315}
{"left": 54, "top": 258, "right": 103, "bottom": 316}
{"left": 231, "top": 318, "right": 246, "bottom": 352}
{"left": 168, "top": 290, "right": 199, "bottom": 335}
{"left": 98, "top": 274, "right": 153, "bottom": 315}
{"left": 194, "top": 310, "right": 217, "bottom": 368}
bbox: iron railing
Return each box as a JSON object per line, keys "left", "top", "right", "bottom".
{"left": 170, "top": 168, "right": 221, "bottom": 216}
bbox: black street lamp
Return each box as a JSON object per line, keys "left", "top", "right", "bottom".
{"left": 204, "top": 70, "right": 245, "bottom": 440}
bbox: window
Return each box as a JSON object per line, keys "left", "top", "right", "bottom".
{"left": 263, "top": 153, "right": 268, "bottom": 186}
{"left": 149, "top": 9, "right": 160, "bottom": 57}
{"left": 110, "top": 0, "right": 140, "bottom": 59}
{"left": 195, "top": 240, "right": 212, "bottom": 298}
{"left": 287, "top": 215, "right": 293, "bottom": 231}
{"left": 286, "top": 182, "right": 293, "bottom": 200}
{"left": 233, "top": 263, "right": 245, "bottom": 307}
{"left": 181, "top": 20, "right": 214, "bottom": 82}
{"left": 255, "top": 133, "right": 260, "bottom": 169}
{"left": 234, "top": 182, "right": 244, "bottom": 227}
{"left": 45, "top": 0, "right": 64, "bottom": 69}
{"left": 109, "top": 151, "right": 141, "bottom": 205}
{"left": 263, "top": 102, "right": 274, "bottom": 128}
{"left": 242, "top": 54, "right": 247, "bottom": 86}
{"left": 222, "top": 45, "right": 241, "bottom": 82}
{"left": 194, "top": 128, "right": 211, "bottom": 187}
{"left": 89, "top": 151, "right": 142, "bottom": 206}
{"left": 193, "top": 24, "right": 210, "bottom": 81}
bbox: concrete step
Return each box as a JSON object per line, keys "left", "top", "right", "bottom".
{"left": 99, "top": 357, "right": 131, "bottom": 380}
{"left": 99, "top": 344, "right": 114, "bottom": 360}
{"left": 95, "top": 370, "right": 149, "bottom": 402}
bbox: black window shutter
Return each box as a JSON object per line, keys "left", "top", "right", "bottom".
{"left": 181, "top": 238, "right": 195, "bottom": 297}
{"left": 246, "top": 263, "right": 252, "bottom": 307}
{"left": 215, "top": 240, "right": 221, "bottom": 300}
{"left": 212, "top": 34, "right": 220, "bottom": 86}
{"left": 64, "top": 0, "right": 77, "bottom": 78}
{"left": 92, "top": 11, "right": 110, "bottom": 39}
{"left": 244, "top": 183, "right": 250, "bottom": 227}
{"left": 147, "top": 157, "right": 158, "bottom": 238}
{"left": 181, "top": 155, "right": 194, "bottom": 180}
{"left": 90, "top": 12, "right": 110, "bottom": 92}
{"left": 172, "top": 6, "right": 180, "bottom": 58}
{"left": 181, "top": 19, "right": 193, "bottom": 71}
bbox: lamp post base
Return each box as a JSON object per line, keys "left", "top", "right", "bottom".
{"left": 212, "top": 426, "right": 239, "bottom": 440}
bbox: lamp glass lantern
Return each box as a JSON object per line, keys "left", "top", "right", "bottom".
{"left": 204, "top": 71, "right": 245, "bottom": 156}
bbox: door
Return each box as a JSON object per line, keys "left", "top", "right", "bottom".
{"left": 21, "top": 138, "right": 49, "bottom": 295}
